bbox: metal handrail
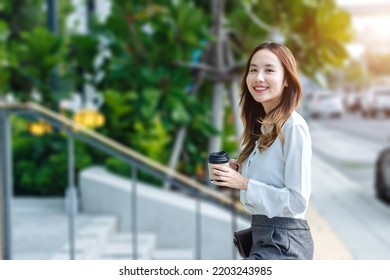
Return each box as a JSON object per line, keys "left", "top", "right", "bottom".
{"left": 10, "top": 102, "right": 247, "bottom": 209}
{"left": 1, "top": 101, "right": 250, "bottom": 260}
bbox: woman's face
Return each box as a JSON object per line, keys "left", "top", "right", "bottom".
{"left": 246, "top": 49, "right": 286, "bottom": 113}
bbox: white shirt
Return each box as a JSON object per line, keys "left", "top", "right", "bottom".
{"left": 240, "top": 111, "right": 312, "bottom": 219}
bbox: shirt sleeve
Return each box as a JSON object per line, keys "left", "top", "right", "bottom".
{"left": 244, "top": 122, "right": 312, "bottom": 218}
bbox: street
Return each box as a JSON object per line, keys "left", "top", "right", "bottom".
{"left": 311, "top": 111, "right": 390, "bottom": 196}
{"left": 314, "top": 112, "right": 390, "bottom": 146}
{"left": 308, "top": 111, "right": 390, "bottom": 259}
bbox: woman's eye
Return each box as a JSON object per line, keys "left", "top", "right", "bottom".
{"left": 249, "top": 68, "right": 257, "bottom": 72}
{"left": 265, "top": 69, "right": 274, "bottom": 73}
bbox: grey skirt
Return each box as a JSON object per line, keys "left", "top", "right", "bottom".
{"left": 246, "top": 215, "right": 314, "bottom": 260}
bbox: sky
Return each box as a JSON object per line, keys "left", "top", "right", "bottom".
{"left": 336, "top": 0, "right": 390, "bottom": 56}
{"left": 337, "top": 0, "right": 390, "bottom": 5}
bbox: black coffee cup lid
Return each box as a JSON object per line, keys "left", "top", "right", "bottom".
{"left": 208, "top": 151, "right": 229, "bottom": 164}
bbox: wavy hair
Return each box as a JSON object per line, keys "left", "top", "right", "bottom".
{"left": 237, "top": 42, "right": 302, "bottom": 165}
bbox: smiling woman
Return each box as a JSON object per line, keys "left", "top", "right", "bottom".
{"left": 246, "top": 50, "right": 287, "bottom": 113}
{"left": 210, "top": 42, "right": 314, "bottom": 260}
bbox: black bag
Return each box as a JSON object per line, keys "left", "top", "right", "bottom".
{"left": 233, "top": 227, "right": 252, "bottom": 258}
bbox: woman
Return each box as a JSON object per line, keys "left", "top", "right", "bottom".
{"left": 211, "top": 42, "right": 314, "bottom": 260}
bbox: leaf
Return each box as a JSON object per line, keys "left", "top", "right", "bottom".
{"left": 140, "top": 87, "right": 161, "bottom": 119}
{"left": 171, "top": 102, "right": 191, "bottom": 125}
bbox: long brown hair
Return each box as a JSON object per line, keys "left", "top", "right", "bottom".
{"left": 237, "top": 42, "right": 302, "bottom": 165}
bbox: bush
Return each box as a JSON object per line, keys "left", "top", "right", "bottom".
{"left": 12, "top": 117, "right": 92, "bottom": 196}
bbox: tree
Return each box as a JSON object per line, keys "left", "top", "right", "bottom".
{"left": 365, "top": 52, "right": 390, "bottom": 78}
{"left": 96, "top": 1, "right": 215, "bottom": 180}
{"left": 227, "top": 0, "right": 354, "bottom": 77}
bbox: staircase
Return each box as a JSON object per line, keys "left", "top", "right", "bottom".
{"left": 12, "top": 197, "right": 194, "bottom": 260}
{"left": 12, "top": 166, "right": 249, "bottom": 260}
{"left": 50, "top": 214, "right": 193, "bottom": 260}
{"left": 3, "top": 103, "right": 249, "bottom": 260}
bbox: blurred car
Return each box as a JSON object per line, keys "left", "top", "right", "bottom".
{"left": 361, "top": 86, "right": 390, "bottom": 118}
{"left": 344, "top": 91, "right": 361, "bottom": 113}
{"left": 375, "top": 147, "right": 390, "bottom": 203}
{"left": 308, "top": 90, "right": 344, "bottom": 119}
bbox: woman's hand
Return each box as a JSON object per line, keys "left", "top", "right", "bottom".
{"left": 211, "top": 164, "right": 248, "bottom": 190}
{"left": 229, "top": 158, "right": 240, "bottom": 172}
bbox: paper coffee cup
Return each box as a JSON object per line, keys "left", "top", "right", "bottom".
{"left": 208, "top": 151, "right": 229, "bottom": 184}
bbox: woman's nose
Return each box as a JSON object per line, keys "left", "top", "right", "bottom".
{"left": 256, "top": 71, "right": 265, "bottom": 82}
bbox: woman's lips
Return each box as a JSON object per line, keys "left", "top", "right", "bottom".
{"left": 254, "top": 86, "right": 268, "bottom": 91}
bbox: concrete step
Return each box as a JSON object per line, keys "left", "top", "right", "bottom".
{"left": 12, "top": 197, "right": 118, "bottom": 260}
{"left": 96, "top": 231, "right": 194, "bottom": 260}
{"left": 96, "top": 232, "right": 156, "bottom": 260}
{"left": 51, "top": 215, "right": 117, "bottom": 260}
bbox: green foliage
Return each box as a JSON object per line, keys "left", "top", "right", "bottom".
{"left": 101, "top": 88, "right": 171, "bottom": 163}
{"left": 0, "top": 20, "right": 12, "bottom": 94}
{"left": 285, "top": 0, "right": 354, "bottom": 73}
{"left": 105, "top": 157, "right": 131, "bottom": 177}
{"left": 9, "top": 27, "right": 65, "bottom": 106}
{"left": 0, "top": 0, "right": 45, "bottom": 37}
{"left": 227, "top": 0, "right": 354, "bottom": 77}
{"left": 69, "top": 34, "right": 100, "bottom": 75}
{"left": 66, "top": 33, "right": 101, "bottom": 92}
{"left": 180, "top": 96, "right": 218, "bottom": 178}
{"left": 0, "top": 0, "right": 74, "bottom": 106}
{"left": 132, "top": 116, "right": 171, "bottom": 161}
{"left": 97, "top": 1, "right": 214, "bottom": 180}
{"left": 12, "top": 117, "right": 92, "bottom": 195}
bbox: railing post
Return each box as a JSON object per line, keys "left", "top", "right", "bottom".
{"left": 196, "top": 195, "right": 201, "bottom": 260}
{"left": 66, "top": 133, "right": 77, "bottom": 260}
{"left": 231, "top": 190, "right": 237, "bottom": 259}
{"left": 131, "top": 165, "right": 138, "bottom": 260}
{"left": 0, "top": 107, "right": 12, "bottom": 260}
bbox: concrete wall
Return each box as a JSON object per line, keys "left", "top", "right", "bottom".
{"left": 79, "top": 166, "right": 250, "bottom": 260}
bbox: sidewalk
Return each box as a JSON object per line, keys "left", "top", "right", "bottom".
{"left": 309, "top": 121, "right": 385, "bottom": 165}
{"left": 306, "top": 204, "right": 353, "bottom": 259}
{"left": 308, "top": 121, "right": 390, "bottom": 260}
